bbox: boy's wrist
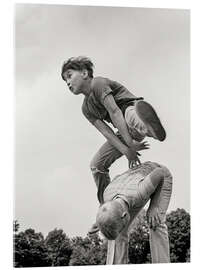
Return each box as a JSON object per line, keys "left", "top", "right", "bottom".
{"left": 127, "top": 140, "right": 134, "bottom": 147}
{"left": 121, "top": 145, "right": 130, "bottom": 156}
{"left": 120, "top": 135, "right": 133, "bottom": 148}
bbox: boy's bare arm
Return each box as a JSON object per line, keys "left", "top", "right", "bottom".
{"left": 93, "top": 119, "right": 129, "bottom": 156}
{"left": 103, "top": 94, "right": 134, "bottom": 147}
{"left": 93, "top": 119, "right": 147, "bottom": 167}
{"left": 103, "top": 94, "right": 149, "bottom": 151}
{"left": 146, "top": 168, "right": 166, "bottom": 230}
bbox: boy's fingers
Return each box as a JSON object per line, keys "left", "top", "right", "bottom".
{"left": 129, "top": 160, "right": 136, "bottom": 169}
{"left": 128, "top": 161, "right": 131, "bottom": 169}
{"left": 140, "top": 143, "right": 150, "bottom": 150}
{"left": 132, "top": 161, "right": 138, "bottom": 167}
{"left": 143, "top": 142, "right": 148, "bottom": 145}
{"left": 152, "top": 217, "right": 157, "bottom": 230}
{"left": 143, "top": 143, "right": 150, "bottom": 148}
{"left": 135, "top": 155, "right": 141, "bottom": 165}
{"left": 136, "top": 156, "right": 141, "bottom": 165}
{"left": 151, "top": 217, "right": 154, "bottom": 229}
{"left": 150, "top": 217, "right": 153, "bottom": 229}
{"left": 129, "top": 162, "right": 133, "bottom": 168}
{"left": 145, "top": 143, "right": 150, "bottom": 147}
{"left": 149, "top": 216, "right": 158, "bottom": 230}
{"left": 128, "top": 154, "right": 142, "bottom": 168}
{"left": 157, "top": 213, "right": 161, "bottom": 224}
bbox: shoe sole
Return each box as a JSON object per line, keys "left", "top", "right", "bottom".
{"left": 135, "top": 101, "right": 166, "bottom": 141}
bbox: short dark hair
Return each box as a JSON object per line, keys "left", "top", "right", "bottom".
{"left": 61, "top": 56, "right": 94, "bottom": 80}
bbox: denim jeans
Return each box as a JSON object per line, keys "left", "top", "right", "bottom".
{"left": 106, "top": 166, "right": 172, "bottom": 264}
{"left": 90, "top": 102, "right": 146, "bottom": 204}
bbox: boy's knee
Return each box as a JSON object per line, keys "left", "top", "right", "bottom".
{"left": 90, "top": 166, "right": 109, "bottom": 175}
{"left": 90, "top": 157, "right": 109, "bottom": 174}
{"left": 90, "top": 161, "right": 107, "bottom": 175}
{"left": 90, "top": 157, "right": 98, "bottom": 172}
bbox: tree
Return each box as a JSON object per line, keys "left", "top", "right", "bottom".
{"left": 69, "top": 234, "right": 107, "bottom": 266}
{"left": 45, "top": 228, "right": 72, "bottom": 266}
{"left": 13, "top": 220, "right": 20, "bottom": 233}
{"left": 166, "top": 208, "right": 190, "bottom": 262}
{"left": 13, "top": 208, "right": 190, "bottom": 266}
{"left": 14, "top": 228, "right": 50, "bottom": 267}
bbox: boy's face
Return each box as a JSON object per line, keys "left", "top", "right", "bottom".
{"left": 62, "top": 69, "right": 86, "bottom": 95}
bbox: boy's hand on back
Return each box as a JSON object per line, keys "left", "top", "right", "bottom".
{"left": 124, "top": 147, "right": 140, "bottom": 169}
{"left": 130, "top": 140, "right": 150, "bottom": 151}
{"left": 125, "top": 140, "right": 150, "bottom": 169}
{"left": 128, "top": 153, "right": 141, "bottom": 169}
{"left": 146, "top": 207, "right": 161, "bottom": 231}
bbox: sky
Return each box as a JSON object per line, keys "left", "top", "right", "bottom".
{"left": 15, "top": 3, "right": 190, "bottom": 238}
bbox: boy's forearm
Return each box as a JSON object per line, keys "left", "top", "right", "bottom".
{"left": 109, "top": 108, "right": 134, "bottom": 147}
{"left": 93, "top": 119, "right": 128, "bottom": 155}
{"left": 102, "top": 94, "right": 136, "bottom": 147}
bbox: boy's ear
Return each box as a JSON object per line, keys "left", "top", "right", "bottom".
{"left": 121, "top": 212, "right": 128, "bottom": 219}
{"left": 82, "top": 69, "right": 88, "bottom": 79}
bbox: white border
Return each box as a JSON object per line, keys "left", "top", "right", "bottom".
{"left": 1, "top": 0, "right": 202, "bottom": 269}
{"left": 13, "top": 0, "right": 191, "bottom": 9}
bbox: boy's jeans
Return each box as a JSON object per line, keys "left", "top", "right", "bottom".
{"left": 106, "top": 167, "right": 172, "bottom": 264}
{"left": 90, "top": 104, "right": 146, "bottom": 204}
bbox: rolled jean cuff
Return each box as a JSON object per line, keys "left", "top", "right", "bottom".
{"left": 91, "top": 168, "right": 111, "bottom": 204}
{"left": 91, "top": 167, "right": 109, "bottom": 175}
